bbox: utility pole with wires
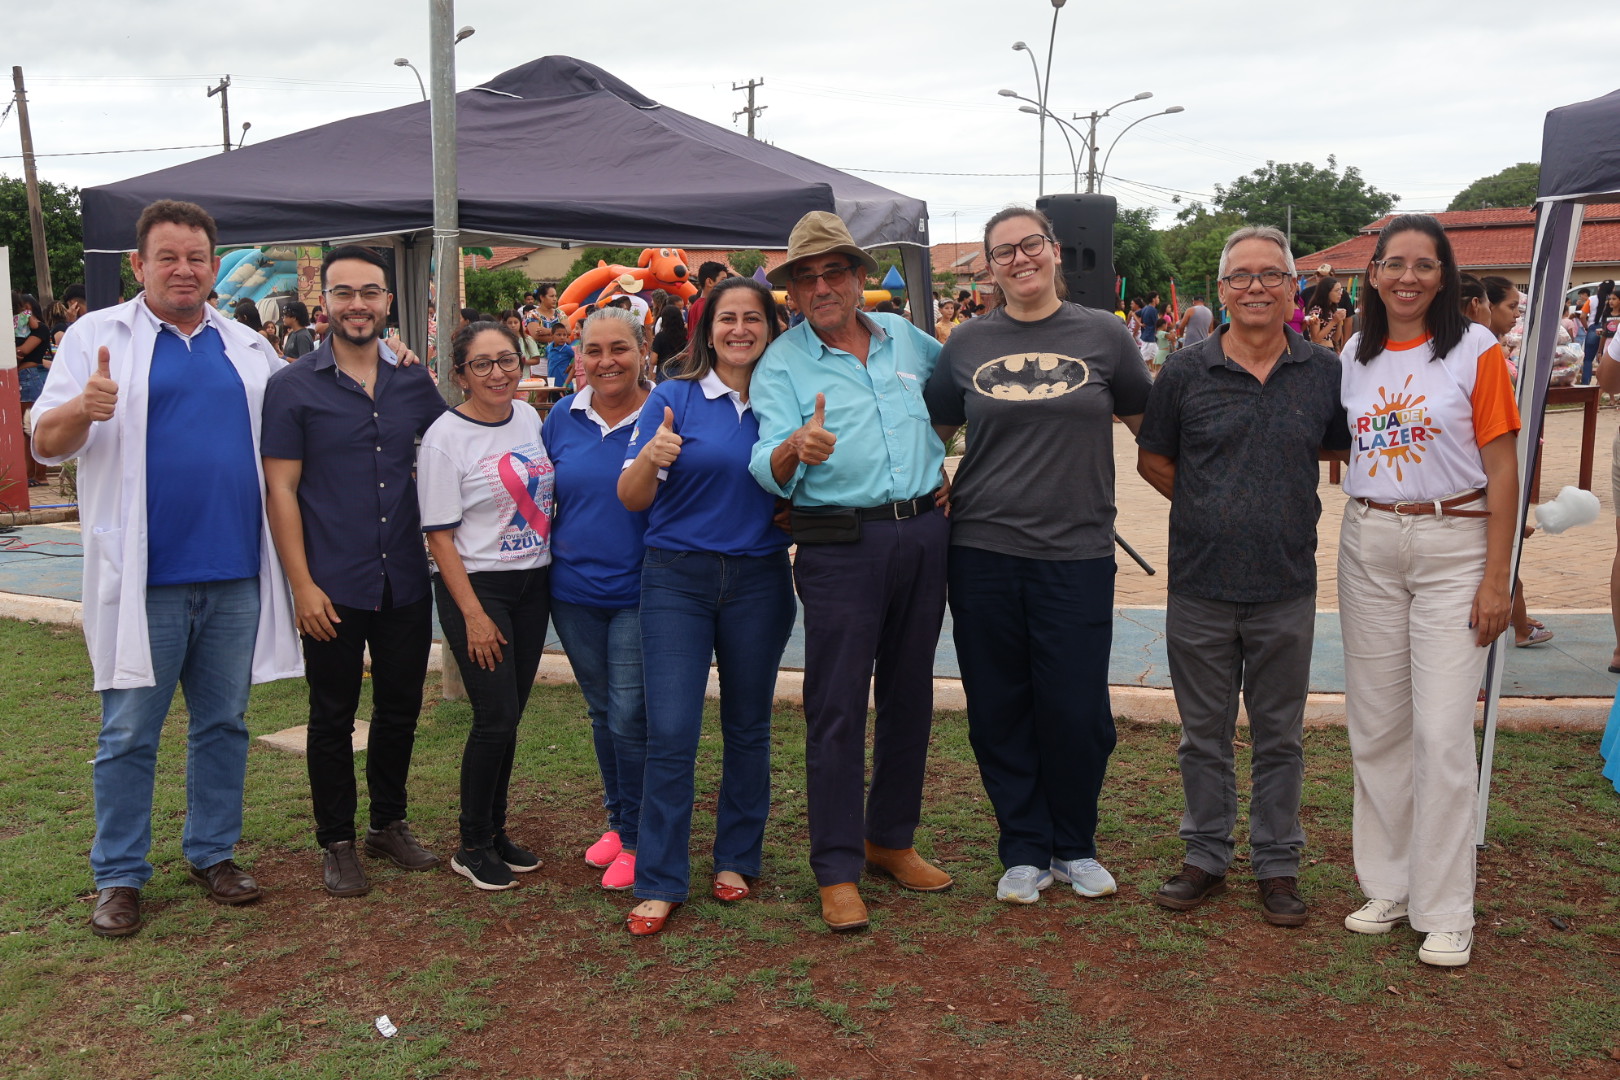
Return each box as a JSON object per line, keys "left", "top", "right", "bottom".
{"left": 10, "top": 67, "right": 52, "bottom": 308}
{"left": 732, "top": 78, "right": 766, "bottom": 138}
{"left": 206, "top": 76, "right": 232, "bottom": 153}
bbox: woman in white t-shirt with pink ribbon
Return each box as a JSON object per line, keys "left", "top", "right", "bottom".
{"left": 1336, "top": 214, "right": 1521, "bottom": 969}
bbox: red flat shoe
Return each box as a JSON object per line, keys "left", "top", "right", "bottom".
{"left": 713, "top": 878, "right": 750, "bottom": 902}
{"left": 626, "top": 902, "right": 679, "bottom": 936}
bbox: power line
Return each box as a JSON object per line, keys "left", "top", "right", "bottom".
{"left": 0, "top": 143, "right": 216, "bottom": 159}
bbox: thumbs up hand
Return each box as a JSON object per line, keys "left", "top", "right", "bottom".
{"left": 643, "top": 405, "right": 683, "bottom": 469}
{"left": 790, "top": 391, "right": 837, "bottom": 466}
{"left": 80, "top": 346, "right": 119, "bottom": 423}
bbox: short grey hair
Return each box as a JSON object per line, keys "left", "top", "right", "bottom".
{"left": 580, "top": 304, "right": 646, "bottom": 347}
{"left": 1217, "top": 225, "right": 1296, "bottom": 279}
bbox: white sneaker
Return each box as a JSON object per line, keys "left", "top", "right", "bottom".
{"left": 1417, "top": 929, "right": 1473, "bottom": 967}
{"left": 996, "top": 865, "right": 1054, "bottom": 904}
{"left": 1344, "top": 898, "right": 1409, "bottom": 934}
{"left": 1050, "top": 857, "right": 1116, "bottom": 898}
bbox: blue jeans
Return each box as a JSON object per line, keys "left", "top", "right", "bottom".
{"left": 550, "top": 599, "right": 646, "bottom": 850}
{"left": 92, "top": 578, "right": 260, "bottom": 889}
{"left": 634, "top": 548, "right": 795, "bottom": 903}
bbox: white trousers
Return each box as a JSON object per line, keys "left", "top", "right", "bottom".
{"left": 1337, "top": 498, "right": 1489, "bottom": 933}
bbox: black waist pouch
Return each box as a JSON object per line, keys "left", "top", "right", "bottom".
{"left": 790, "top": 507, "right": 862, "bottom": 545}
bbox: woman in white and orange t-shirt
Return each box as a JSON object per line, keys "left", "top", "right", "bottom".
{"left": 1336, "top": 214, "right": 1520, "bottom": 970}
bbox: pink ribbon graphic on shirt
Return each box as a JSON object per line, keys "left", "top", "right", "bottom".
{"left": 497, "top": 450, "right": 548, "bottom": 536}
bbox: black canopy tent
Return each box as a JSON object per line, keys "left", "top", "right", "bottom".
{"left": 1476, "top": 87, "right": 1620, "bottom": 842}
{"left": 79, "top": 56, "right": 934, "bottom": 346}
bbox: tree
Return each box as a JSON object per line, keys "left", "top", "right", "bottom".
{"left": 1159, "top": 205, "right": 1248, "bottom": 295}
{"left": 558, "top": 246, "right": 643, "bottom": 292}
{"left": 463, "top": 267, "right": 533, "bottom": 315}
{"left": 1112, "top": 207, "right": 1174, "bottom": 303}
{"left": 0, "top": 174, "right": 84, "bottom": 301}
{"left": 1210, "top": 156, "right": 1396, "bottom": 258}
{"left": 729, "top": 249, "right": 767, "bottom": 279}
{"left": 1448, "top": 163, "right": 1540, "bottom": 211}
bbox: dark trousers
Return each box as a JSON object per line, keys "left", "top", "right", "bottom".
{"left": 948, "top": 546, "right": 1118, "bottom": 869}
{"left": 793, "top": 507, "right": 949, "bottom": 887}
{"left": 434, "top": 567, "right": 550, "bottom": 849}
{"left": 304, "top": 595, "right": 433, "bottom": 848}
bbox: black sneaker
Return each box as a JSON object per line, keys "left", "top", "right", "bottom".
{"left": 1153, "top": 863, "right": 1228, "bottom": 911}
{"left": 451, "top": 845, "right": 518, "bottom": 891}
{"left": 492, "top": 832, "right": 541, "bottom": 873}
{"left": 1257, "top": 876, "right": 1308, "bottom": 927}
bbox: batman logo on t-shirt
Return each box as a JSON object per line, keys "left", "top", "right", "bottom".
{"left": 970, "top": 352, "right": 1090, "bottom": 400}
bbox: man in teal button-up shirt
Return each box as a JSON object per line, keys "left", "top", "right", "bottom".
{"left": 748, "top": 211, "right": 952, "bottom": 933}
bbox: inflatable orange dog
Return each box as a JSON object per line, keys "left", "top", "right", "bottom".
{"left": 558, "top": 247, "right": 698, "bottom": 320}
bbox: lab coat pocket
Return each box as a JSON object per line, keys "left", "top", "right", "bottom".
{"left": 89, "top": 527, "right": 125, "bottom": 606}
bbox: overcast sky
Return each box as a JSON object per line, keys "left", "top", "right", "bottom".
{"left": 6, "top": 1, "right": 1612, "bottom": 249}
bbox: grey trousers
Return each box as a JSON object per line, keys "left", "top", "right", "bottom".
{"left": 1164, "top": 591, "right": 1314, "bottom": 879}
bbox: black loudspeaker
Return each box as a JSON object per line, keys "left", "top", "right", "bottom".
{"left": 1036, "top": 193, "right": 1116, "bottom": 310}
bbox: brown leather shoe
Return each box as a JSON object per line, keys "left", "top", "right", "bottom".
{"left": 188, "top": 859, "right": 262, "bottom": 905}
{"left": 1154, "top": 863, "right": 1228, "bottom": 911}
{"left": 1257, "top": 876, "right": 1308, "bottom": 927}
{"left": 90, "top": 887, "right": 143, "bottom": 937}
{"left": 323, "top": 840, "right": 371, "bottom": 897}
{"left": 819, "top": 883, "right": 869, "bottom": 931}
{"left": 365, "top": 820, "right": 440, "bottom": 871}
{"left": 863, "top": 842, "right": 953, "bottom": 892}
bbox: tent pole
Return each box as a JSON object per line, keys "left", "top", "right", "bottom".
{"left": 1475, "top": 198, "right": 1584, "bottom": 846}
{"left": 429, "top": 0, "right": 461, "bottom": 404}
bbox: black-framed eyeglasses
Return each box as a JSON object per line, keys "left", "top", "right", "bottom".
{"left": 324, "top": 285, "right": 389, "bottom": 303}
{"left": 1373, "top": 258, "right": 1444, "bottom": 280}
{"left": 788, "top": 263, "right": 860, "bottom": 288}
{"left": 1220, "top": 270, "right": 1292, "bottom": 290}
{"left": 460, "top": 353, "right": 522, "bottom": 377}
{"left": 988, "top": 233, "right": 1055, "bottom": 265}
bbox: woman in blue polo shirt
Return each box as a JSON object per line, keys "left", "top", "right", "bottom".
{"left": 541, "top": 306, "right": 654, "bottom": 891}
{"left": 616, "top": 277, "right": 795, "bottom": 936}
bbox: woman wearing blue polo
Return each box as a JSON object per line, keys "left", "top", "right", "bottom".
{"left": 617, "top": 277, "right": 795, "bottom": 936}
{"left": 541, "top": 306, "right": 654, "bottom": 891}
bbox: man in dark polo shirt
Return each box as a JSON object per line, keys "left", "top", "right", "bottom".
{"left": 1136, "top": 225, "right": 1349, "bottom": 927}
{"left": 262, "top": 245, "right": 447, "bottom": 896}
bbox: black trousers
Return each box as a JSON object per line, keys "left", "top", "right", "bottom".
{"left": 303, "top": 594, "right": 433, "bottom": 848}
{"left": 434, "top": 567, "right": 550, "bottom": 849}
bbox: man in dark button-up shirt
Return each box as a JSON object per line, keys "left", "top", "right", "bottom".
{"left": 1136, "top": 225, "right": 1349, "bottom": 929}
{"left": 262, "top": 245, "right": 447, "bottom": 897}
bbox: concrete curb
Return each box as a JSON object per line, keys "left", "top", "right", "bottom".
{"left": 3, "top": 591, "right": 1608, "bottom": 732}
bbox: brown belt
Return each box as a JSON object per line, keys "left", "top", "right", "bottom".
{"left": 1357, "top": 491, "right": 1490, "bottom": 518}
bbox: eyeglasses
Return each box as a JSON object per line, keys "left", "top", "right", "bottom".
{"left": 988, "top": 233, "right": 1054, "bottom": 265}
{"left": 324, "top": 285, "right": 389, "bottom": 303}
{"left": 461, "top": 353, "right": 522, "bottom": 377}
{"left": 788, "top": 264, "right": 860, "bottom": 288}
{"left": 1220, "top": 270, "right": 1292, "bottom": 290}
{"left": 1373, "top": 258, "right": 1444, "bottom": 280}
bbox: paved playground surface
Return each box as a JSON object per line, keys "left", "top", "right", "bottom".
{"left": 2, "top": 405, "right": 1616, "bottom": 699}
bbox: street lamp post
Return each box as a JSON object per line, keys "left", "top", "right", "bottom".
{"left": 1076, "top": 92, "right": 1152, "bottom": 194}
{"left": 1099, "top": 105, "right": 1185, "bottom": 184}
{"left": 1004, "top": 95, "right": 1087, "bottom": 193}
{"left": 394, "top": 57, "right": 427, "bottom": 100}
{"left": 1010, "top": 0, "right": 1066, "bottom": 199}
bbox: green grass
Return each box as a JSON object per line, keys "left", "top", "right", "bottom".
{"left": 1, "top": 617, "right": 1619, "bottom": 1079}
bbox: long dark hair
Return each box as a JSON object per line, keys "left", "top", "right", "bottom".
{"left": 1354, "top": 214, "right": 1467, "bottom": 364}
{"left": 981, "top": 205, "right": 1068, "bottom": 300}
{"left": 1304, "top": 276, "right": 1339, "bottom": 316}
{"left": 673, "top": 277, "right": 779, "bottom": 381}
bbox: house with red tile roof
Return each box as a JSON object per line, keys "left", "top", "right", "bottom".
{"left": 1296, "top": 206, "right": 1620, "bottom": 297}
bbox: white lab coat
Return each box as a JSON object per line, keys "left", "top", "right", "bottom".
{"left": 33, "top": 296, "right": 303, "bottom": 691}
